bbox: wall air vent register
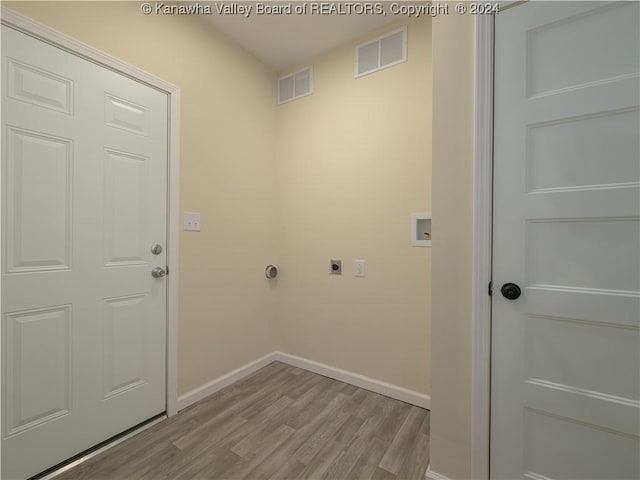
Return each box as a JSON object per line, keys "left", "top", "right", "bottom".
{"left": 278, "top": 66, "right": 313, "bottom": 104}
{"left": 355, "top": 27, "right": 407, "bottom": 78}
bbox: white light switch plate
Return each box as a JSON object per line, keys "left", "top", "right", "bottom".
{"left": 183, "top": 212, "right": 201, "bottom": 231}
{"left": 355, "top": 259, "right": 366, "bottom": 277}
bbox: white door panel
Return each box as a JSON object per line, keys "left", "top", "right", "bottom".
{"left": 492, "top": 2, "right": 640, "bottom": 479}
{"left": 2, "top": 26, "right": 168, "bottom": 479}
{"left": 4, "top": 306, "right": 72, "bottom": 436}
{"left": 525, "top": 3, "right": 639, "bottom": 98}
{"left": 5, "top": 127, "right": 72, "bottom": 273}
{"left": 522, "top": 408, "right": 638, "bottom": 480}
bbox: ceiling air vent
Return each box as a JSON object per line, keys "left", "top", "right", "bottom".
{"left": 278, "top": 66, "right": 313, "bottom": 104}
{"left": 355, "top": 27, "right": 407, "bottom": 78}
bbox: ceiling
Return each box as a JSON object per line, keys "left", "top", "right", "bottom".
{"left": 201, "top": 7, "right": 402, "bottom": 72}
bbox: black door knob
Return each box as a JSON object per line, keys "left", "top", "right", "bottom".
{"left": 501, "top": 283, "right": 521, "bottom": 300}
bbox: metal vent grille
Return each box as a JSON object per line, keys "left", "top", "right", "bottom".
{"left": 355, "top": 27, "right": 407, "bottom": 78}
{"left": 278, "top": 66, "right": 313, "bottom": 104}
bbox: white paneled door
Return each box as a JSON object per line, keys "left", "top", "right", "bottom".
{"left": 1, "top": 26, "right": 168, "bottom": 479}
{"left": 492, "top": 2, "right": 640, "bottom": 479}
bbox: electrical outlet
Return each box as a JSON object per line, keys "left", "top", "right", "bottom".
{"left": 354, "top": 259, "right": 366, "bottom": 277}
{"left": 330, "top": 259, "right": 342, "bottom": 275}
{"left": 183, "top": 212, "right": 201, "bottom": 231}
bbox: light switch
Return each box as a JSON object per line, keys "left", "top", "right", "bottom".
{"left": 183, "top": 212, "right": 201, "bottom": 231}
{"left": 355, "top": 259, "right": 366, "bottom": 277}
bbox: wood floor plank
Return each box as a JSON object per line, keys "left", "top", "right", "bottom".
{"left": 220, "top": 424, "right": 296, "bottom": 479}
{"left": 71, "top": 440, "right": 174, "bottom": 480}
{"left": 174, "top": 383, "right": 291, "bottom": 452}
{"left": 238, "top": 382, "right": 293, "bottom": 420}
{"left": 151, "top": 396, "right": 289, "bottom": 480}
{"left": 194, "top": 448, "right": 243, "bottom": 480}
{"left": 177, "top": 364, "right": 279, "bottom": 418}
{"left": 56, "top": 416, "right": 200, "bottom": 480}
{"left": 298, "top": 414, "right": 365, "bottom": 479}
{"left": 132, "top": 444, "right": 185, "bottom": 480}
{"left": 234, "top": 383, "right": 359, "bottom": 477}
{"left": 374, "top": 399, "right": 412, "bottom": 444}
{"left": 352, "top": 389, "right": 384, "bottom": 420}
{"left": 281, "top": 370, "right": 324, "bottom": 400}
{"left": 294, "top": 392, "right": 362, "bottom": 465}
{"left": 75, "top": 443, "right": 181, "bottom": 480}
{"left": 161, "top": 445, "right": 240, "bottom": 480}
{"left": 345, "top": 437, "right": 390, "bottom": 480}
{"left": 372, "top": 466, "right": 398, "bottom": 480}
{"left": 267, "top": 458, "right": 308, "bottom": 480}
{"left": 232, "top": 380, "right": 321, "bottom": 456}
{"left": 283, "top": 377, "right": 344, "bottom": 429}
{"left": 180, "top": 365, "right": 294, "bottom": 424}
{"left": 230, "top": 397, "right": 300, "bottom": 457}
{"left": 395, "top": 433, "right": 430, "bottom": 480}
{"left": 57, "top": 417, "right": 201, "bottom": 480}
{"left": 339, "top": 382, "right": 359, "bottom": 396}
{"left": 178, "top": 394, "right": 294, "bottom": 462}
{"left": 239, "top": 392, "right": 357, "bottom": 480}
{"left": 321, "top": 403, "right": 393, "bottom": 480}
{"left": 378, "top": 406, "right": 426, "bottom": 475}
{"left": 172, "top": 413, "right": 247, "bottom": 452}
{"left": 54, "top": 362, "right": 430, "bottom": 480}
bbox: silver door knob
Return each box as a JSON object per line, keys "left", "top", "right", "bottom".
{"left": 151, "top": 267, "right": 166, "bottom": 278}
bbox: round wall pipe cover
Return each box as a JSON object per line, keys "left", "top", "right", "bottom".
{"left": 265, "top": 265, "right": 278, "bottom": 279}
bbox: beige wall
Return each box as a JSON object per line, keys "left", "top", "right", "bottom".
{"left": 276, "top": 19, "right": 432, "bottom": 395}
{"left": 430, "top": 11, "right": 476, "bottom": 480}
{"left": 5, "top": 1, "right": 283, "bottom": 395}
{"left": 5, "top": 3, "right": 432, "bottom": 401}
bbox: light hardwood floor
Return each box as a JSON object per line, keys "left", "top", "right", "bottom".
{"left": 55, "top": 362, "right": 430, "bottom": 480}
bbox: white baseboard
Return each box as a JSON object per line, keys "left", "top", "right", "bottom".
{"left": 177, "top": 351, "right": 278, "bottom": 411}
{"left": 177, "top": 350, "right": 431, "bottom": 412}
{"left": 274, "top": 351, "right": 431, "bottom": 409}
{"left": 426, "top": 466, "right": 452, "bottom": 480}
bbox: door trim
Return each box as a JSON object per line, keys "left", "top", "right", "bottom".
{"left": 472, "top": 14, "right": 494, "bottom": 480}
{"left": 0, "top": 6, "right": 181, "bottom": 425}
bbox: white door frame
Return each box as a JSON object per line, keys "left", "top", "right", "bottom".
{"left": 471, "top": 13, "right": 494, "bottom": 480}
{"left": 472, "top": 3, "right": 532, "bottom": 477}
{"left": 0, "top": 6, "right": 181, "bottom": 426}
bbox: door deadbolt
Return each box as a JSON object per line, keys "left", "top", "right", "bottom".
{"left": 151, "top": 244, "right": 163, "bottom": 255}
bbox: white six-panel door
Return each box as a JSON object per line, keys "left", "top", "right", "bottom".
{"left": 491, "top": 2, "right": 640, "bottom": 479}
{"left": 1, "top": 26, "right": 168, "bottom": 479}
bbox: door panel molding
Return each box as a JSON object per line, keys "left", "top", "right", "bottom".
{"left": 5, "top": 126, "right": 73, "bottom": 273}
{"left": 3, "top": 304, "right": 73, "bottom": 437}
{"left": 0, "top": 6, "right": 180, "bottom": 449}
{"left": 6, "top": 58, "right": 74, "bottom": 115}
